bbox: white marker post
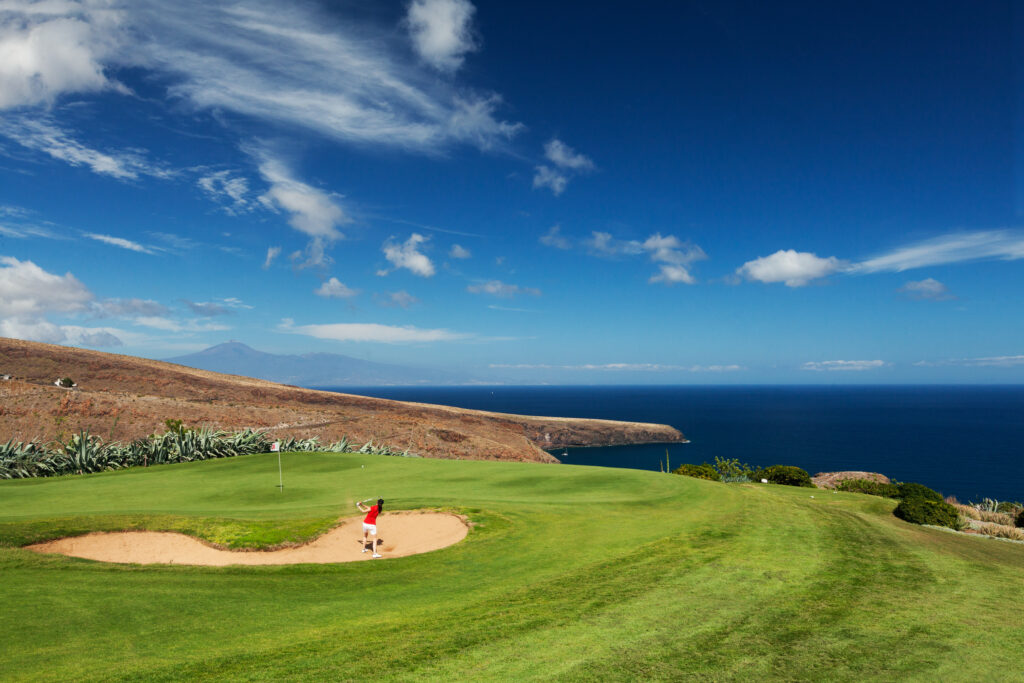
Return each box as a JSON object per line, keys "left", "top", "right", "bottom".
{"left": 270, "top": 442, "right": 282, "bottom": 491}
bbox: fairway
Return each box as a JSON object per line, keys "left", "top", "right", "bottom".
{"left": 1, "top": 453, "right": 1022, "bottom": 681}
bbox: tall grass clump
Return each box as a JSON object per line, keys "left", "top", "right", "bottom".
{"left": 0, "top": 427, "right": 418, "bottom": 480}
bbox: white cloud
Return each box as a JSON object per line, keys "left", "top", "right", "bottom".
{"left": 405, "top": 0, "right": 479, "bottom": 72}
{"left": 315, "top": 277, "right": 358, "bottom": 299}
{"left": 585, "top": 231, "right": 706, "bottom": 284}
{"left": 0, "top": 5, "right": 126, "bottom": 109}
{"left": 801, "top": 360, "right": 886, "bottom": 372}
{"left": 488, "top": 304, "right": 538, "bottom": 313}
{"left": 544, "top": 139, "right": 594, "bottom": 171}
{"left": 855, "top": 230, "right": 1024, "bottom": 273}
{"left": 467, "top": 280, "right": 541, "bottom": 298}
{"left": 91, "top": 298, "right": 167, "bottom": 318}
{"left": 899, "top": 278, "right": 953, "bottom": 301}
{"left": 449, "top": 243, "right": 471, "bottom": 259}
{"left": 532, "top": 165, "right": 568, "bottom": 196}
{"left": 539, "top": 225, "right": 570, "bottom": 249}
{"left": 916, "top": 355, "right": 1024, "bottom": 368}
{"left": 182, "top": 300, "right": 230, "bottom": 317}
{"left": 197, "top": 170, "right": 250, "bottom": 213}
{"left": 132, "top": 316, "right": 229, "bottom": 333}
{"left": 84, "top": 232, "right": 156, "bottom": 254}
{"left": 253, "top": 151, "right": 348, "bottom": 241}
{"left": 0, "top": 117, "right": 172, "bottom": 180}
{"left": 737, "top": 250, "right": 847, "bottom": 287}
{"left": 382, "top": 233, "right": 435, "bottom": 277}
{"left": 490, "top": 363, "right": 743, "bottom": 372}
{"left": 376, "top": 290, "right": 419, "bottom": 308}
{"left": 219, "top": 297, "right": 252, "bottom": 310}
{"left": 263, "top": 246, "right": 281, "bottom": 269}
{"left": 0, "top": 255, "right": 92, "bottom": 318}
{"left": 280, "top": 320, "right": 466, "bottom": 343}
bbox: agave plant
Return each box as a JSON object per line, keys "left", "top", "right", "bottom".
{"left": 59, "top": 431, "right": 122, "bottom": 474}
{"left": 325, "top": 436, "right": 350, "bottom": 453}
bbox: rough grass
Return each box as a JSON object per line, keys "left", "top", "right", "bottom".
{"left": 1, "top": 452, "right": 1022, "bottom": 681}
{"left": 953, "top": 503, "right": 1015, "bottom": 526}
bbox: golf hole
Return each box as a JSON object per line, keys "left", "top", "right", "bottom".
{"left": 27, "top": 511, "right": 468, "bottom": 566}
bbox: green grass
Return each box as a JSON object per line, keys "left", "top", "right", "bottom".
{"left": 1, "top": 452, "right": 1022, "bottom": 681}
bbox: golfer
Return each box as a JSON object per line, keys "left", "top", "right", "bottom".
{"left": 356, "top": 498, "right": 384, "bottom": 558}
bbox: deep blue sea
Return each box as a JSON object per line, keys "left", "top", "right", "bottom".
{"left": 329, "top": 385, "right": 1024, "bottom": 502}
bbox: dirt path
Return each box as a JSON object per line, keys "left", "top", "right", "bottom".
{"left": 27, "top": 511, "right": 468, "bottom": 566}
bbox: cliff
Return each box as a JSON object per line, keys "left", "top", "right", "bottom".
{"left": 0, "top": 338, "right": 685, "bottom": 463}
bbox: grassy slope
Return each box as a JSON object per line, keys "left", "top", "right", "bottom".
{"left": 1, "top": 453, "right": 1022, "bottom": 681}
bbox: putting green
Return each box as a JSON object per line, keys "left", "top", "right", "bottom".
{"left": 1, "top": 452, "right": 1022, "bottom": 681}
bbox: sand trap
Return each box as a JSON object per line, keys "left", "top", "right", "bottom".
{"left": 27, "top": 511, "right": 468, "bottom": 566}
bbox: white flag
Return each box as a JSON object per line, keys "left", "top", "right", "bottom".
{"left": 270, "top": 442, "right": 280, "bottom": 452}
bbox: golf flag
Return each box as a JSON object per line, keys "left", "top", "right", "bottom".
{"left": 270, "top": 442, "right": 280, "bottom": 452}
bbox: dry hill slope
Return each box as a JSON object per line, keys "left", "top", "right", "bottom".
{"left": 0, "top": 338, "right": 685, "bottom": 463}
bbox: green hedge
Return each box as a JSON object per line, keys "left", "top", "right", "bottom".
{"left": 835, "top": 479, "right": 899, "bottom": 498}
{"left": 752, "top": 465, "right": 815, "bottom": 488}
{"left": 893, "top": 497, "right": 962, "bottom": 529}
{"left": 672, "top": 463, "right": 721, "bottom": 481}
{"left": 895, "top": 481, "right": 943, "bottom": 502}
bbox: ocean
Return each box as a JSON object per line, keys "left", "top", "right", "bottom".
{"left": 328, "top": 385, "right": 1024, "bottom": 503}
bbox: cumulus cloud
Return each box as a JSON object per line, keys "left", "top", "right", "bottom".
{"left": 467, "top": 280, "right": 541, "bottom": 298}
{"left": 0, "top": 255, "right": 92, "bottom": 318}
{"left": 263, "top": 246, "right": 281, "bottom": 269}
{"left": 381, "top": 233, "right": 435, "bottom": 277}
{"left": 539, "top": 225, "right": 570, "bottom": 249}
{"left": 449, "top": 243, "right": 471, "bottom": 259}
{"left": 532, "top": 165, "right": 568, "bottom": 196}
{"left": 405, "top": 0, "right": 479, "bottom": 72}
{"left": 801, "top": 360, "right": 886, "bottom": 372}
{"left": 737, "top": 250, "right": 847, "bottom": 287}
{"left": 84, "top": 232, "right": 156, "bottom": 254}
{"left": 899, "top": 278, "right": 954, "bottom": 301}
{"left": 315, "top": 277, "right": 358, "bottom": 299}
{"left": 280, "top": 319, "right": 466, "bottom": 343}
{"left": 197, "top": 170, "right": 251, "bottom": 213}
{"left": 532, "top": 139, "right": 594, "bottom": 196}
{"left": 0, "top": 5, "right": 126, "bottom": 109}
{"left": 585, "top": 231, "right": 706, "bottom": 284}
{"left": 0, "top": 117, "right": 172, "bottom": 180}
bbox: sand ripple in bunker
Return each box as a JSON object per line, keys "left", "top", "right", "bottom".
{"left": 27, "top": 511, "right": 468, "bottom": 566}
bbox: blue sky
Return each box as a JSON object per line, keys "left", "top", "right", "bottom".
{"left": 1, "top": 0, "right": 1022, "bottom": 384}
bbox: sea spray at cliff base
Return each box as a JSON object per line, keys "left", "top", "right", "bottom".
{"left": 330, "top": 385, "right": 1024, "bottom": 503}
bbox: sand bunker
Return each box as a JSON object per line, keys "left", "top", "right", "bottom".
{"left": 27, "top": 511, "right": 468, "bottom": 566}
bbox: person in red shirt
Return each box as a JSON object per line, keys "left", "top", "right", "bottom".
{"left": 356, "top": 498, "right": 384, "bottom": 558}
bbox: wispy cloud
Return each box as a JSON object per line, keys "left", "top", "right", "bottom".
{"left": 405, "top": 0, "right": 479, "bottom": 72}
{"left": 0, "top": 117, "right": 173, "bottom": 180}
{"left": 84, "top": 232, "right": 157, "bottom": 254}
{"left": 280, "top": 319, "right": 467, "bottom": 343}
{"left": 380, "top": 233, "right": 435, "bottom": 277}
{"left": 375, "top": 290, "right": 419, "bottom": 308}
{"left": 488, "top": 304, "right": 538, "bottom": 313}
{"left": 91, "top": 298, "right": 168, "bottom": 318}
{"left": 467, "top": 280, "right": 541, "bottom": 297}
{"left": 855, "top": 230, "right": 1024, "bottom": 273}
{"left": 181, "top": 300, "right": 231, "bottom": 317}
{"left": 263, "top": 246, "right": 281, "bottom": 269}
{"left": 587, "top": 231, "right": 706, "bottom": 285}
{"left": 449, "top": 243, "right": 471, "bottom": 259}
{"left": 197, "top": 170, "right": 251, "bottom": 213}
{"left": 252, "top": 149, "right": 348, "bottom": 241}
{"left": 915, "top": 355, "right": 1024, "bottom": 368}
{"left": 801, "top": 360, "right": 886, "bottom": 372}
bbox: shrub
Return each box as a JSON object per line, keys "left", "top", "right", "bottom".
{"left": 896, "top": 481, "right": 943, "bottom": 502}
{"left": 836, "top": 478, "right": 900, "bottom": 498}
{"left": 751, "top": 465, "right": 815, "bottom": 488}
{"left": 713, "top": 457, "right": 757, "bottom": 483}
{"left": 57, "top": 377, "right": 75, "bottom": 388}
{"left": 954, "top": 504, "right": 1014, "bottom": 526}
{"left": 975, "top": 522, "right": 1024, "bottom": 542}
{"left": 1016, "top": 509, "right": 1024, "bottom": 529}
{"left": 672, "top": 463, "right": 721, "bottom": 481}
{"left": 893, "top": 497, "right": 962, "bottom": 529}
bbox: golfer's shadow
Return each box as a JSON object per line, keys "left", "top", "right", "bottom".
{"left": 360, "top": 538, "right": 384, "bottom": 552}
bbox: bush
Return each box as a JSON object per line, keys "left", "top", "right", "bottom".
{"left": 752, "top": 465, "right": 815, "bottom": 488}
{"left": 672, "top": 463, "right": 721, "bottom": 481}
{"left": 1016, "top": 509, "right": 1024, "bottom": 529}
{"left": 836, "top": 479, "right": 899, "bottom": 498}
{"left": 893, "top": 497, "right": 962, "bottom": 529}
{"left": 713, "top": 457, "right": 757, "bottom": 483}
{"left": 896, "top": 481, "right": 943, "bottom": 502}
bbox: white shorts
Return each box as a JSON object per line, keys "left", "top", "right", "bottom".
{"left": 362, "top": 523, "right": 377, "bottom": 535}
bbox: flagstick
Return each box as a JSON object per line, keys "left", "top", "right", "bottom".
{"left": 277, "top": 450, "right": 283, "bottom": 492}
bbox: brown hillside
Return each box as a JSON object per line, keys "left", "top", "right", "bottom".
{"left": 0, "top": 338, "right": 685, "bottom": 463}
